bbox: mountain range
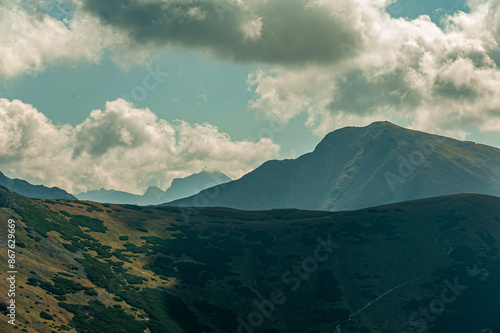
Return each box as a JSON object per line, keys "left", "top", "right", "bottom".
{"left": 166, "top": 121, "right": 500, "bottom": 211}
{"left": 4, "top": 122, "right": 499, "bottom": 212}
{"left": 0, "top": 171, "right": 76, "bottom": 200}
{"left": 76, "top": 171, "right": 231, "bottom": 205}
{"left": 1, "top": 186, "right": 499, "bottom": 332}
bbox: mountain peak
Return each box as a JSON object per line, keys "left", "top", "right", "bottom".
{"left": 167, "top": 123, "right": 500, "bottom": 212}
{"left": 143, "top": 186, "right": 166, "bottom": 201}
{"left": 76, "top": 171, "right": 232, "bottom": 205}
{"left": 313, "top": 121, "right": 406, "bottom": 154}
{"left": 166, "top": 171, "right": 231, "bottom": 202}
{"left": 326, "top": 121, "right": 403, "bottom": 137}
{"left": 145, "top": 185, "right": 163, "bottom": 192}
{"left": 366, "top": 120, "right": 400, "bottom": 128}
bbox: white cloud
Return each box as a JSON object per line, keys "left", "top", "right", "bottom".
{"left": 241, "top": 16, "right": 263, "bottom": 40}
{"left": 247, "top": 0, "right": 500, "bottom": 138}
{"left": 186, "top": 6, "right": 207, "bottom": 20}
{"left": 0, "top": 1, "right": 125, "bottom": 81}
{"left": 2, "top": 0, "right": 500, "bottom": 148}
{"left": 0, "top": 98, "right": 280, "bottom": 194}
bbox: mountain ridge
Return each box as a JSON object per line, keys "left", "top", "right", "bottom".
{"left": 76, "top": 171, "right": 231, "bottom": 205}
{"left": 165, "top": 121, "right": 500, "bottom": 211}
{"left": 1, "top": 186, "right": 499, "bottom": 332}
{"left": 0, "top": 171, "right": 76, "bottom": 200}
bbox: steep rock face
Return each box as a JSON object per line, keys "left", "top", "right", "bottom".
{"left": 166, "top": 122, "right": 500, "bottom": 211}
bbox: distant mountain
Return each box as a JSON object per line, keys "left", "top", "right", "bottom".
{"left": 0, "top": 171, "right": 76, "bottom": 200}
{"left": 2, "top": 185, "right": 500, "bottom": 332}
{"left": 76, "top": 188, "right": 144, "bottom": 205}
{"left": 142, "top": 185, "right": 165, "bottom": 203}
{"left": 76, "top": 171, "right": 231, "bottom": 205}
{"left": 164, "top": 171, "right": 231, "bottom": 202}
{"left": 166, "top": 121, "right": 500, "bottom": 211}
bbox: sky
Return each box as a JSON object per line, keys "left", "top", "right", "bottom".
{"left": 0, "top": 0, "right": 499, "bottom": 195}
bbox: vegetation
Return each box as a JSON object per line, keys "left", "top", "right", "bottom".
{"left": 1, "top": 186, "right": 500, "bottom": 333}
{"left": 40, "top": 311, "right": 53, "bottom": 320}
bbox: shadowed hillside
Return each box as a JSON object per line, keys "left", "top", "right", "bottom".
{"left": 0, "top": 171, "right": 76, "bottom": 200}
{"left": 0, "top": 186, "right": 499, "bottom": 332}
{"left": 166, "top": 122, "right": 500, "bottom": 211}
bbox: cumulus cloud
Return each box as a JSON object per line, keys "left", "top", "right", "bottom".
{"left": 4, "top": 0, "right": 369, "bottom": 78}
{"left": 0, "top": 98, "right": 280, "bottom": 194}
{"left": 0, "top": 98, "right": 72, "bottom": 168}
{"left": 247, "top": 0, "right": 500, "bottom": 137}
{"left": 3, "top": 0, "right": 500, "bottom": 149}
{"left": 0, "top": 0, "right": 126, "bottom": 81}
{"left": 81, "top": 0, "right": 374, "bottom": 66}
{"left": 78, "top": 0, "right": 500, "bottom": 138}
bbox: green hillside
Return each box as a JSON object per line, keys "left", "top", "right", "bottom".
{"left": 0, "top": 186, "right": 499, "bottom": 332}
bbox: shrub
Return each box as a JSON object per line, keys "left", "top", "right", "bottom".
{"left": 84, "top": 289, "right": 98, "bottom": 296}
{"left": 40, "top": 311, "right": 53, "bottom": 320}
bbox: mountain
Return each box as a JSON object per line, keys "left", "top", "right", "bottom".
{"left": 1, "top": 186, "right": 499, "bottom": 332}
{"left": 76, "top": 171, "right": 231, "bottom": 205}
{"left": 0, "top": 171, "right": 76, "bottom": 200}
{"left": 166, "top": 121, "right": 500, "bottom": 211}
{"left": 75, "top": 188, "right": 144, "bottom": 205}
{"left": 142, "top": 185, "right": 166, "bottom": 203}
{"left": 164, "top": 171, "right": 231, "bottom": 202}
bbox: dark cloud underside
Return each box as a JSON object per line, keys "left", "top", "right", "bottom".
{"left": 82, "top": 0, "right": 361, "bottom": 66}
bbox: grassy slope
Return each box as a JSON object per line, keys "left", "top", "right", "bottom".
{"left": 0, "top": 187, "right": 500, "bottom": 332}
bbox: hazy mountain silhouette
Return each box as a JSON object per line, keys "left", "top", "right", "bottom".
{"left": 164, "top": 170, "right": 231, "bottom": 202}
{"left": 77, "top": 171, "right": 231, "bottom": 205}
{"left": 76, "top": 188, "right": 144, "bottom": 205}
{"left": 0, "top": 171, "right": 76, "bottom": 200}
{"left": 166, "top": 121, "right": 500, "bottom": 211}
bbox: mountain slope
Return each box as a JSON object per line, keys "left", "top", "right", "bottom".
{"left": 166, "top": 121, "right": 500, "bottom": 211}
{"left": 1, "top": 186, "right": 500, "bottom": 332}
{"left": 0, "top": 171, "right": 76, "bottom": 200}
{"left": 76, "top": 171, "right": 231, "bottom": 205}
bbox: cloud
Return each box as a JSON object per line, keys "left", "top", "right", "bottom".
{"left": 3, "top": 0, "right": 500, "bottom": 147}
{"left": 247, "top": 0, "right": 500, "bottom": 137}
{"left": 0, "top": 0, "right": 126, "bottom": 81}
{"left": 81, "top": 0, "right": 379, "bottom": 66}
{"left": 0, "top": 98, "right": 71, "bottom": 162}
{"left": 0, "top": 98, "right": 280, "bottom": 194}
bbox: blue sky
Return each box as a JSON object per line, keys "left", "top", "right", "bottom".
{"left": 388, "top": 0, "right": 468, "bottom": 22}
{"left": 1, "top": 38, "right": 314, "bottom": 157}
{"left": 1, "top": 0, "right": 499, "bottom": 194}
